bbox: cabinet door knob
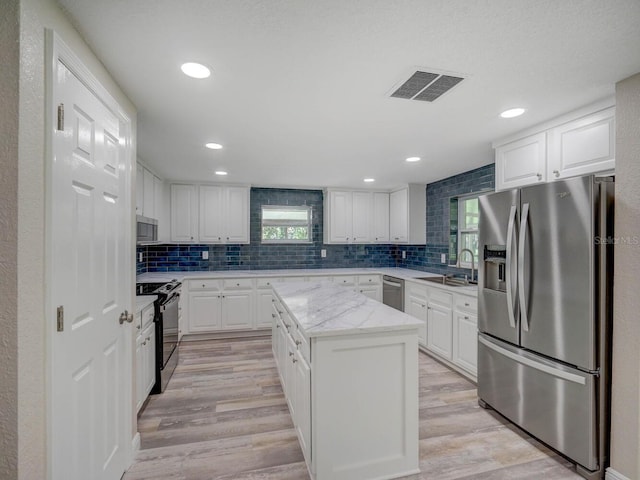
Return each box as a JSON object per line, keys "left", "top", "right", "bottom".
{"left": 292, "top": 358, "right": 298, "bottom": 364}
{"left": 553, "top": 170, "right": 560, "bottom": 178}
{"left": 536, "top": 173, "right": 542, "bottom": 180}
{"left": 464, "top": 316, "right": 469, "bottom": 320}
{"left": 465, "top": 302, "right": 469, "bottom": 306}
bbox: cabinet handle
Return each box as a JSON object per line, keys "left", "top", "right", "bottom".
{"left": 295, "top": 340, "right": 301, "bottom": 346}
{"left": 553, "top": 170, "right": 560, "bottom": 178}
{"left": 464, "top": 316, "right": 469, "bottom": 320}
{"left": 276, "top": 324, "right": 280, "bottom": 329}
{"left": 272, "top": 313, "right": 276, "bottom": 318}
{"left": 218, "top": 237, "right": 221, "bottom": 240}
{"left": 142, "top": 341, "right": 147, "bottom": 346}
{"left": 289, "top": 351, "right": 294, "bottom": 357}
{"left": 236, "top": 283, "right": 240, "bottom": 286}
{"left": 465, "top": 302, "right": 469, "bottom": 306}
{"left": 146, "top": 336, "right": 151, "bottom": 341}
{"left": 202, "top": 284, "right": 205, "bottom": 288}
{"left": 136, "top": 325, "right": 141, "bottom": 330}
{"left": 536, "top": 173, "right": 542, "bottom": 180}
{"left": 292, "top": 358, "right": 298, "bottom": 364}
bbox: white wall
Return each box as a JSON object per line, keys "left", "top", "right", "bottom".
{"left": 17, "top": 0, "right": 136, "bottom": 478}
{"left": 609, "top": 72, "right": 640, "bottom": 479}
{"left": 0, "top": 1, "right": 20, "bottom": 479}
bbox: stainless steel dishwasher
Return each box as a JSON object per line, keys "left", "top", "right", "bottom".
{"left": 382, "top": 275, "right": 404, "bottom": 311}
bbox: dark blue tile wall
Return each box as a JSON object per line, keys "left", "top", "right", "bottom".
{"left": 143, "top": 187, "right": 396, "bottom": 272}
{"left": 395, "top": 163, "right": 495, "bottom": 275}
{"left": 139, "top": 167, "right": 494, "bottom": 274}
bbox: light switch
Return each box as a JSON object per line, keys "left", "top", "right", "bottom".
{"left": 321, "top": 249, "right": 327, "bottom": 258}
{"left": 202, "top": 251, "right": 209, "bottom": 260}
{"left": 138, "top": 252, "right": 143, "bottom": 263}
{"left": 402, "top": 251, "right": 406, "bottom": 259}
{"left": 441, "top": 253, "right": 446, "bottom": 264}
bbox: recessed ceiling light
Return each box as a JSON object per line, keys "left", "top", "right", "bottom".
{"left": 205, "top": 142, "right": 223, "bottom": 150}
{"left": 364, "top": 178, "right": 375, "bottom": 183}
{"left": 215, "top": 170, "right": 228, "bottom": 176}
{"left": 180, "top": 62, "right": 211, "bottom": 79}
{"left": 405, "top": 157, "right": 421, "bottom": 162}
{"left": 500, "top": 108, "right": 526, "bottom": 118}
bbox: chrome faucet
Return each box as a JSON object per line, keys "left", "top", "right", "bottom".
{"left": 457, "top": 248, "right": 475, "bottom": 283}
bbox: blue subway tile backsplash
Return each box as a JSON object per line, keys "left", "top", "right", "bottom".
{"left": 139, "top": 165, "right": 494, "bottom": 274}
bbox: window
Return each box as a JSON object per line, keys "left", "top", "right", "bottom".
{"left": 261, "top": 205, "right": 312, "bottom": 243}
{"left": 457, "top": 195, "right": 479, "bottom": 265}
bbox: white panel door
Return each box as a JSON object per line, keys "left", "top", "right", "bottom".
{"left": 495, "top": 133, "right": 547, "bottom": 191}
{"left": 351, "top": 191, "right": 372, "bottom": 243}
{"left": 256, "top": 291, "right": 274, "bottom": 328}
{"left": 188, "top": 292, "right": 222, "bottom": 332}
{"left": 405, "top": 295, "right": 427, "bottom": 346}
{"left": 372, "top": 192, "right": 390, "bottom": 242}
{"left": 51, "top": 61, "right": 130, "bottom": 480}
{"left": 199, "top": 185, "right": 224, "bottom": 243}
{"left": 171, "top": 184, "right": 198, "bottom": 241}
{"left": 225, "top": 186, "right": 250, "bottom": 243}
{"left": 453, "top": 311, "right": 478, "bottom": 375}
{"left": 142, "top": 167, "right": 154, "bottom": 217}
{"left": 329, "top": 191, "right": 352, "bottom": 242}
{"left": 427, "top": 303, "right": 453, "bottom": 359}
{"left": 135, "top": 164, "right": 143, "bottom": 215}
{"left": 221, "top": 292, "right": 253, "bottom": 329}
{"left": 389, "top": 189, "right": 408, "bottom": 242}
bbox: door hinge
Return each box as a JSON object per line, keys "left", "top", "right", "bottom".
{"left": 56, "top": 305, "right": 64, "bottom": 332}
{"left": 57, "top": 103, "right": 64, "bottom": 131}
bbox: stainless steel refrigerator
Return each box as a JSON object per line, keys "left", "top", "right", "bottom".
{"left": 477, "top": 175, "right": 614, "bottom": 480}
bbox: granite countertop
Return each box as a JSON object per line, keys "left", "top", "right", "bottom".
{"left": 135, "top": 295, "right": 156, "bottom": 314}
{"left": 272, "top": 281, "right": 422, "bottom": 338}
{"left": 136, "top": 267, "right": 478, "bottom": 296}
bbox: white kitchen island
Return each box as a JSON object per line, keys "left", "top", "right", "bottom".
{"left": 271, "top": 281, "right": 421, "bottom": 480}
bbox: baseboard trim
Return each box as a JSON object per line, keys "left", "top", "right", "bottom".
{"left": 606, "top": 467, "right": 632, "bottom": 480}
{"left": 131, "top": 432, "right": 141, "bottom": 453}
{"left": 180, "top": 330, "right": 271, "bottom": 342}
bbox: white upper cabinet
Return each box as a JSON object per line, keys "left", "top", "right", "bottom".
{"left": 171, "top": 184, "right": 198, "bottom": 241}
{"left": 326, "top": 190, "right": 352, "bottom": 243}
{"left": 389, "top": 184, "right": 426, "bottom": 244}
{"left": 494, "top": 133, "right": 547, "bottom": 191}
{"left": 372, "top": 192, "right": 389, "bottom": 243}
{"left": 224, "top": 186, "right": 250, "bottom": 243}
{"left": 172, "top": 184, "right": 250, "bottom": 243}
{"left": 136, "top": 164, "right": 143, "bottom": 215}
{"left": 548, "top": 106, "right": 615, "bottom": 180}
{"left": 494, "top": 101, "right": 615, "bottom": 191}
{"left": 323, "top": 190, "right": 387, "bottom": 244}
{"left": 199, "top": 185, "right": 224, "bottom": 242}
{"left": 136, "top": 162, "right": 163, "bottom": 219}
{"left": 351, "top": 191, "right": 372, "bottom": 243}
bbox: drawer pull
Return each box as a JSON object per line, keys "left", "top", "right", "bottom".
{"left": 465, "top": 302, "right": 469, "bottom": 306}
{"left": 464, "top": 316, "right": 469, "bottom": 320}
{"left": 292, "top": 358, "right": 298, "bottom": 364}
{"left": 289, "top": 351, "right": 294, "bottom": 357}
{"left": 295, "top": 340, "right": 301, "bottom": 346}
{"left": 272, "top": 313, "right": 276, "bottom": 318}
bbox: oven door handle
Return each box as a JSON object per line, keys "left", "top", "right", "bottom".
{"left": 161, "top": 294, "right": 179, "bottom": 312}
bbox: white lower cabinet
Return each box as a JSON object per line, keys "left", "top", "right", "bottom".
{"left": 426, "top": 288, "right": 453, "bottom": 360}
{"left": 220, "top": 291, "right": 253, "bottom": 330}
{"left": 188, "top": 290, "right": 222, "bottom": 332}
{"left": 136, "top": 304, "right": 156, "bottom": 413}
{"left": 404, "top": 280, "right": 478, "bottom": 380}
{"left": 272, "top": 293, "right": 419, "bottom": 480}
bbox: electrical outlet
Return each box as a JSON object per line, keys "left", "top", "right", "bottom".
{"left": 138, "top": 252, "right": 143, "bottom": 263}
{"left": 441, "top": 253, "right": 446, "bottom": 264}
{"left": 202, "top": 251, "right": 209, "bottom": 260}
{"left": 402, "top": 251, "right": 406, "bottom": 259}
{"left": 321, "top": 249, "right": 327, "bottom": 258}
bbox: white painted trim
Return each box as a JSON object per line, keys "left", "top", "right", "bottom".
{"left": 492, "top": 96, "right": 616, "bottom": 148}
{"left": 131, "top": 432, "right": 141, "bottom": 453}
{"left": 605, "top": 468, "right": 632, "bottom": 480}
{"left": 45, "top": 29, "right": 135, "bottom": 480}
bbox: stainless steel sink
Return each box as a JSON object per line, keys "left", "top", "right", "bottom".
{"left": 415, "top": 276, "right": 477, "bottom": 287}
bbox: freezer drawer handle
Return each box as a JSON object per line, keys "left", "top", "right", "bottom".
{"left": 478, "top": 336, "right": 586, "bottom": 385}
{"left": 505, "top": 204, "right": 518, "bottom": 329}
{"left": 518, "top": 203, "right": 530, "bottom": 332}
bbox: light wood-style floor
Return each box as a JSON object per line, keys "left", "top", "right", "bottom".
{"left": 124, "top": 337, "right": 582, "bottom": 480}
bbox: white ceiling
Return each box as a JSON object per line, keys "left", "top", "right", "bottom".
{"left": 58, "top": 0, "right": 640, "bottom": 190}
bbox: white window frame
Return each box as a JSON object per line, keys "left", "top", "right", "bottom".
{"left": 261, "top": 205, "right": 313, "bottom": 244}
{"left": 457, "top": 194, "right": 479, "bottom": 268}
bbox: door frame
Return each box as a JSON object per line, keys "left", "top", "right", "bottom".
{"left": 44, "top": 29, "right": 135, "bottom": 479}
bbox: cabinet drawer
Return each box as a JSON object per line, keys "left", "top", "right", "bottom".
{"left": 257, "top": 277, "right": 278, "bottom": 289}
{"left": 455, "top": 295, "right": 477, "bottom": 313}
{"left": 308, "top": 275, "right": 332, "bottom": 282}
{"left": 406, "top": 281, "right": 428, "bottom": 299}
{"left": 334, "top": 275, "right": 356, "bottom": 286}
{"left": 141, "top": 304, "right": 155, "bottom": 329}
{"left": 222, "top": 278, "right": 253, "bottom": 290}
{"left": 188, "top": 279, "right": 221, "bottom": 291}
{"left": 278, "top": 276, "right": 307, "bottom": 283}
{"left": 358, "top": 274, "right": 380, "bottom": 286}
{"left": 427, "top": 287, "right": 452, "bottom": 307}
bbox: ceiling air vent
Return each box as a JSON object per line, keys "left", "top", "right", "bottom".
{"left": 390, "top": 70, "right": 464, "bottom": 102}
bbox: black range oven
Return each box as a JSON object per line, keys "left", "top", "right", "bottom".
{"left": 136, "top": 279, "right": 181, "bottom": 393}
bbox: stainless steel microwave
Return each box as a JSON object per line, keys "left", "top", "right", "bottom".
{"left": 136, "top": 215, "right": 158, "bottom": 243}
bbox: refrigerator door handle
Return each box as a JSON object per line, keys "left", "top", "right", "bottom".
{"left": 505, "top": 205, "right": 518, "bottom": 329}
{"left": 478, "top": 335, "right": 586, "bottom": 385}
{"left": 518, "top": 203, "right": 530, "bottom": 331}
